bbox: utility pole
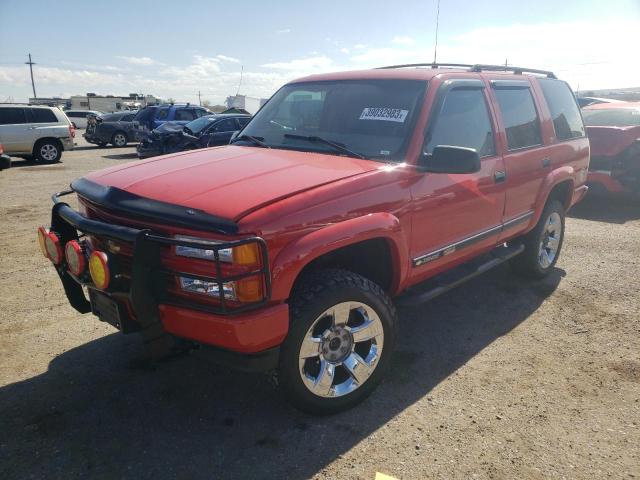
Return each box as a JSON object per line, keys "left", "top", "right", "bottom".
{"left": 198, "top": 90, "right": 202, "bottom": 106}
{"left": 25, "top": 53, "right": 37, "bottom": 99}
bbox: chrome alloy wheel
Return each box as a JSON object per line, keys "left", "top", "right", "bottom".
{"left": 298, "top": 301, "right": 384, "bottom": 398}
{"left": 40, "top": 144, "right": 58, "bottom": 162}
{"left": 538, "top": 211, "right": 561, "bottom": 268}
{"left": 113, "top": 133, "right": 127, "bottom": 147}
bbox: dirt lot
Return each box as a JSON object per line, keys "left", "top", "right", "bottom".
{"left": 0, "top": 137, "right": 638, "bottom": 480}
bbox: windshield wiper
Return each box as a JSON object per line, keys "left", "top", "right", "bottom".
{"left": 283, "top": 134, "right": 365, "bottom": 159}
{"left": 231, "top": 134, "right": 270, "bottom": 148}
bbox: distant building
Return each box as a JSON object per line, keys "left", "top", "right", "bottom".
{"left": 68, "top": 93, "right": 162, "bottom": 112}
{"left": 29, "top": 97, "right": 70, "bottom": 108}
{"left": 225, "top": 95, "right": 268, "bottom": 115}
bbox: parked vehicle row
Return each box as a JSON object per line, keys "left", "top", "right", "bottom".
{"left": 582, "top": 102, "right": 640, "bottom": 195}
{"left": 65, "top": 110, "right": 104, "bottom": 129}
{"left": 39, "top": 63, "right": 589, "bottom": 414}
{"left": 0, "top": 104, "right": 75, "bottom": 163}
{"left": 136, "top": 114, "right": 251, "bottom": 158}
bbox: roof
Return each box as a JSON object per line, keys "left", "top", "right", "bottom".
{"left": 583, "top": 101, "right": 640, "bottom": 110}
{"left": 291, "top": 63, "right": 556, "bottom": 84}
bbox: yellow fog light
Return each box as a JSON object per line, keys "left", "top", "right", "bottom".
{"left": 233, "top": 243, "right": 260, "bottom": 266}
{"left": 89, "top": 251, "right": 111, "bottom": 290}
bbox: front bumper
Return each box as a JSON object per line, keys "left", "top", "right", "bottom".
{"left": 48, "top": 189, "right": 288, "bottom": 358}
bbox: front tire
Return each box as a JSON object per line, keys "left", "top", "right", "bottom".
{"left": 279, "top": 269, "right": 397, "bottom": 415}
{"left": 34, "top": 139, "right": 62, "bottom": 163}
{"left": 511, "top": 199, "right": 565, "bottom": 278}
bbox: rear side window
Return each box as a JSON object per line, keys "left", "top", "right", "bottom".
{"left": 155, "top": 108, "right": 169, "bottom": 120}
{"left": 237, "top": 117, "right": 250, "bottom": 128}
{"left": 175, "top": 109, "right": 196, "bottom": 121}
{"left": 30, "top": 108, "right": 58, "bottom": 123}
{"left": 425, "top": 88, "right": 496, "bottom": 157}
{"left": 214, "top": 118, "right": 238, "bottom": 132}
{"left": 493, "top": 87, "right": 542, "bottom": 150}
{"left": 0, "top": 108, "right": 27, "bottom": 125}
{"left": 538, "top": 79, "right": 585, "bottom": 140}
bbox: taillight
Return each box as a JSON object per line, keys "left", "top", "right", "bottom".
{"left": 37, "top": 227, "right": 63, "bottom": 264}
{"left": 37, "top": 227, "right": 49, "bottom": 258}
{"left": 69, "top": 124, "right": 76, "bottom": 138}
{"left": 65, "top": 240, "right": 86, "bottom": 276}
{"left": 0, "top": 143, "right": 4, "bottom": 154}
{"left": 89, "top": 251, "right": 111, "bottom": 289}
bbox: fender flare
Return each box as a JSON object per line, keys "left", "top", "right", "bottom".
{"left": 532, "top": 166, "right": 575, "bottom": 225}
{"left": 270, "top": 212, "right": 409, "bottom": 301}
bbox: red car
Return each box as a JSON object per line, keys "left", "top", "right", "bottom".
{"left": 39, "top": 63, "right": 589, "bottom": 414}
{"left": 583, "top": 102, "right": 640, "bottom": 195}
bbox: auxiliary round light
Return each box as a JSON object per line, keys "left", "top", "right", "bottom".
{"left": 44, "top": 231, "right": 63, "bottom": 264}
{"left": 89, "top": 251, "right": 111, "bottom": 290}
{"left": 37, "top": 226, "right": 49, "bottom": 258}
{"left": 65, "top": 240, "right": 86, "bottom": 276}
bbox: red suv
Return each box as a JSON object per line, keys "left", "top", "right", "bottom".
{"left": 40, "top": 63, "right": 589, "bottom": 414}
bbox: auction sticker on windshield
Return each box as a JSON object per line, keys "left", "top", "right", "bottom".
{"left": 360, "top": 107, "right": 409, "bottom": 123}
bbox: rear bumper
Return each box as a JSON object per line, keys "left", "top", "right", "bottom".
{"left": 47, "top": 185, "right": 283, "bottom": 357}
{"left": 571, "top": 184, "right": 589, "bottom": 206}
{"left": 61, "top": 137, "right": 74, "bottom": 151}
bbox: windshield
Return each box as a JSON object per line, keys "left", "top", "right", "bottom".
{"left": 185, "top": 115, "right": 217, "bottom": 135}
{"left": 240, "top": 79, "right": 426, "bottom": 161}
{"left": 582, "top": 108, "right": 640, "bottom": 127}
{"left": 133, "top": 106, "right": 157, "bottom": 122}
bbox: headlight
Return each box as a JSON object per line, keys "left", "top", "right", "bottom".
{"left": 179, "top": 277, "right": 236, "bottom": 300}
{"left": 174, "top": 235, "right": 260, "bottom": 265}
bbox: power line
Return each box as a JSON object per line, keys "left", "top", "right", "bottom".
{"left": 25, "top": 53, "right": 36, "bottom": 99}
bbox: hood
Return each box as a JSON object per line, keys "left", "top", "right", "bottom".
{"left": 83, "top": 145, "right": 379, "bottom": 221}
{"left": 586, "top": 125, "right": 640, "bottom": 157}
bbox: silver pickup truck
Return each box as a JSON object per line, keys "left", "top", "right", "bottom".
{"left": 0, "top": 105, "right": 75, "bottom": 163}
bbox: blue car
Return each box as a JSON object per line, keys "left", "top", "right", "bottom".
{"left": 132, "top": 103, "right": 211, "bottom": 140}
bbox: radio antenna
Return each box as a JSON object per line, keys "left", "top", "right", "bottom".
{"left": 432, "top": 0, "right": 441, "bottom": 64}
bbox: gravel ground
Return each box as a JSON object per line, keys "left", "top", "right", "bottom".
{"left": 0, "top": 137, "right": 638, "bottom": 480}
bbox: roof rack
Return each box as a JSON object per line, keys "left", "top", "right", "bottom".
{"left": 376, "top": 62, "right": 556, "bottom": 79}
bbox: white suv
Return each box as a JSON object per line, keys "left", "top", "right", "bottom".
{"left": 65, "top": 110, "right": 103, "bottom": 129}
{"left": 0, "top": 105, "right": 75, "bottom": 163}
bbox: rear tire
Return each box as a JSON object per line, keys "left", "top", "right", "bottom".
{"left": 111, "top": 131, "right": 128, "bottom": 147}
{"left": 278, "top": 269, "right": 397, "bottom": 415}
{"left": 510, "top": 199, "right": 565, "bottom": 278}
{"left": 34, "top": 139, "right": 62, "bottom": 163}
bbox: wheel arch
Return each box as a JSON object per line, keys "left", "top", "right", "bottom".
{"left": 33, "top": 136, "right": 64, "bottom": 154}
{"left": 531, "top": 168, "right": 575, "bottom": 226}
{"left": 270, "top": 213, "right": 409, "bottom": 303}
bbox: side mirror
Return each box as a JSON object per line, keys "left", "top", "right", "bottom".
{"left": 421, "top": 145, "right": 481, "bottom": 174}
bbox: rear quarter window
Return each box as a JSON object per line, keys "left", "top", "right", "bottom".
{"left": 538, "top": 79, "right": 585, "bottom": 140}
{"left": 493, "top": 87, "right": 542, "bottom": 150}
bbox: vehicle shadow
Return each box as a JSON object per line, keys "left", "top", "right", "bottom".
{"left": 102, "top": 152, "right": 139, "bottom": 160}
{"left": 569, "top": 193, "right": 640, "bottom": 224}
{"left": 4, "top": 158, "right": 65, "bottom": 170}
{"left": 0, "top": 265, "right": 564, "bottom": 479}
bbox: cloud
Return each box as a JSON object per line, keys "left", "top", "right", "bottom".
{"left": 276, "top": 28, "right": 291, "bottom": 34}
{"left": 216, "top": 55, "right": 240, "bottom": 63}
{"left": 261, "top": 56, "right": 334, "bottom": 72}
{"left": 392, "top": 36, "right": 414, "bottom": 46}
{"left": 116, "top": 56, "right": 158, "bottom": 66}
{"left": 339, "top": 48, "right": 349, "bottom": 54}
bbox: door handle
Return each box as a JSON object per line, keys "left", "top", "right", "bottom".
{"left": 494, "top": 170, "right": 506, "bottom": 183}
{"left": 542, "top": 158, "right": 551, "bottom": 168}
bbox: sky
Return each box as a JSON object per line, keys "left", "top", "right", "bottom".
{"left": 1, "top": 0, "right": 639, "bottom": 104}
